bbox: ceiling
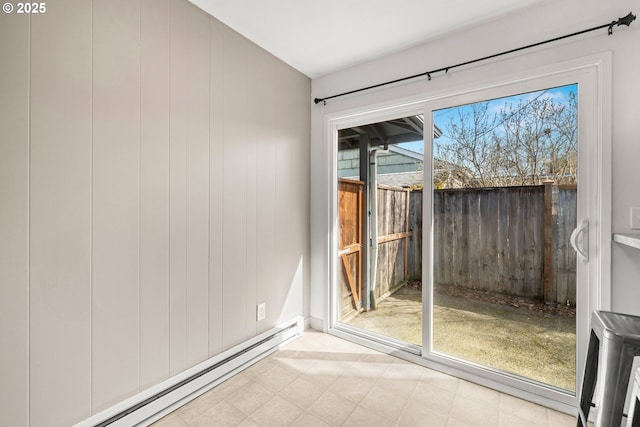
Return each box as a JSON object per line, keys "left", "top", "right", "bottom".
{"left": 189, "top": 0, "right": 545, "bottom": 78}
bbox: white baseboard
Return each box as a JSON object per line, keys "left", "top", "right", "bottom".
{"left": 74, "top": 317, "right": 304, "bottom": 427}
{"left": 308, "top": 316, "right": 325, "bottom": 332}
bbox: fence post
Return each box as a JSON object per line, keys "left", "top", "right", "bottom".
{"left": 404, "top": 188, "right": 410, "bottom": 281}
{"left": 543, "top": 180, "right": 554, "bottom": 303}
{"left": 359, "top": 134, "right": 370, "bottom": 311}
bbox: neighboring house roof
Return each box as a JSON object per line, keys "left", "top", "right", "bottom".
{"left": 386, "top": 145, "right": 423, "bottom": 161}
{"left": 376, "top": 171, "right": 424, "bottom": 188}
{"left": 339, "top": 147, "right": 472, "bottom": 189}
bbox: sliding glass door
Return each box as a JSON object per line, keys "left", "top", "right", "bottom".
{"left": 330, "top": 59, "right": 608, "bottom": 407}
{"left": 420, "top": 66, "right": 604, "bottom": 405}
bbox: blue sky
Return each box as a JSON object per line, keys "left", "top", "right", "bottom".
{"left": 397, "top": 83, "right": 577, "bottom": 155}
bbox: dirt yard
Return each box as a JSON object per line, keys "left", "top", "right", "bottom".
{"left": 345, "top": 283, "right": 576, "bottom": 392}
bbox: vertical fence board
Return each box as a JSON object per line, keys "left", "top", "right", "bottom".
{"left": 408, "top": 191, "right": 423, "bottom": 280}
{"left": 553, "top": 186, "right": 577, "bottom": 304}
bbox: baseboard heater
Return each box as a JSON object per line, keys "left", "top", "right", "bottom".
{"left": 74, "top": 317, "right": 304, "bottom": 427}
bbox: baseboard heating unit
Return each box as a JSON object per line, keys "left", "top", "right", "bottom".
{"left": 74, "top": 317, "right": 304, "bottom": 427}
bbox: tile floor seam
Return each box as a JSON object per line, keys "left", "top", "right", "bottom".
{"left": 174, "top": 411, "right": 187, "bottom": 425}
{"left": 296, "top": 388, "right": 328, "bottom": 424}
{"left": 224, "top": 391, "right": 263, "bottom": 418}
{"left": 392, "top": 377, "right": 421, "bottom": 426}
{"left": 393, "top": 385, "right": 418, "bottom": 427}
{"left": 441, "top": 380, "right": 461, "bottom": 424}
{"left": 441, "top": 383, "right": 457, "bottom": 427}
{"left": 310, "top": 388, "right": 351, "bottom": 427}
{"left": 289, "top": 393, "right": 318, "bottom": 416}
{"left": 290, "top": 410, "right": 323, "bottom": 427}
{"left": 257, "top": 391, "right": 304, "bottom": 425}
{"left": 338, "top": 401, "right": 362, "bottom": 427}
{"left": 546, "top": 407, "right": 561, "bottom": 427}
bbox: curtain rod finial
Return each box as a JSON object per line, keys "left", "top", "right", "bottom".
{"left": 609, "top": 12, "right": 635, "bottom": 35}
{"left": 619, "top": 12, "right": 636, "bottom": 27}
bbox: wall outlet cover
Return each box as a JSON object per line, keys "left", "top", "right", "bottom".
{"left": 631, "top": 207, "right": 640, "bottom": 230}
{"left": 257, "top": 303, "right": 266, "bottom": 321}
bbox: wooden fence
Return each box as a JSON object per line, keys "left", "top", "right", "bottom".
{"left": 338, "top": 181, "right": 577, "bottom": 318}
{"left": 428, "top": 183, "right": 577, "bottom": 304}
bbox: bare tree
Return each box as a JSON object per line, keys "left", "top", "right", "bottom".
{"left": 435, "top": 90, "right": 577, "bottom": 188}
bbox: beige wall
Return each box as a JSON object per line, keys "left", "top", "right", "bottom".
{"left": 0, "top": 1, "right": 310, "bottom": 425}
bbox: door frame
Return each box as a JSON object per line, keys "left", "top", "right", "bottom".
{"left": 325, "top": 52, "right": 611, "bottom": 413}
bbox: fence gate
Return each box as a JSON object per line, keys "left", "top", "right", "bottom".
{"left": 338, "top": 179, "right": 363, "bottom": 318}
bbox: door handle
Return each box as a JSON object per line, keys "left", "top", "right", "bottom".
{"left": 570, "top": 220, "right": 589, "bottom": 262}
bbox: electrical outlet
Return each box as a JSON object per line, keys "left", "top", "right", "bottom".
{"left": 631, "top": 207, "right": 640, "bottom": 230}
{"left": 257, "top": 303, "right": 266, "bottom": 321}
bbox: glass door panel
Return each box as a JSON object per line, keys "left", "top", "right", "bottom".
{"left": 336, "top": 116, "right": 424, "bottom": 346}
{"left": 430, "top": 84, "right": 578, "bottom": 392}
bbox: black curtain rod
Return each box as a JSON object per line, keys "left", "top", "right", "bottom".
{"left": 314, "top": 12, "right": 636, "bottom": 105}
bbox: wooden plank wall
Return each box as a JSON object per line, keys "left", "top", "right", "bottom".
{"left": 29, "top": 2, "right": 93, "bottom": 423}
{"left": 0, "top": 9, "right": 30, "bottom": 427}
{"left": 0, "top": 1, "right": 310, "bottom": 425}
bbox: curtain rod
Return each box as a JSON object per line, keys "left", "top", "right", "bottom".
{"left": 314, "top": 12, "right": 636, "bottom": 105}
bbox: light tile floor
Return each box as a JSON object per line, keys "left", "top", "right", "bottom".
{"left": 152, "top": 330, "right": 578, "bottom": 427}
